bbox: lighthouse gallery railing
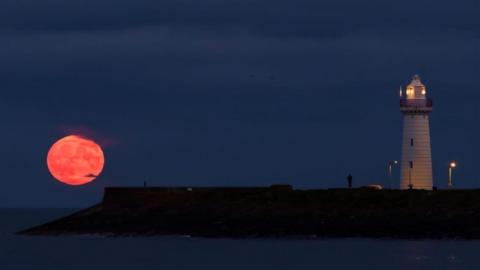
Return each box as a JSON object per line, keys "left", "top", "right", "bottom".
{"left": 400, "top": 98, "right": 433, "bottom": 108}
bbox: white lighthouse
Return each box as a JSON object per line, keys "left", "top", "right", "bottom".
{"left": 399, "top": 75, "right": 433, "bottom": 190}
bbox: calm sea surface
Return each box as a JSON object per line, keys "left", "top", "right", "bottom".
{"left": 1, "top": 208, "right": 479, "bottom": 270}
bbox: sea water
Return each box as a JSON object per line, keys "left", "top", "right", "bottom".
{"left": 0, "top": 209, "right": 479, "bottom": 270}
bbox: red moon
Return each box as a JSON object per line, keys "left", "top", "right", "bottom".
{"left": 47, "top": 135, "right": 105, "bottom": 186}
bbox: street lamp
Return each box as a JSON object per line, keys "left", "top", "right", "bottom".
{"left": 448, "top": 161, "right": 457, "bottom": 188}
{"left": 388, "top": 160, "right": 398, "bottom": 189}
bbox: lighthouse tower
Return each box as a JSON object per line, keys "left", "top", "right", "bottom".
{"left": 399, "top": 75, "right": 433, "bottom": 190}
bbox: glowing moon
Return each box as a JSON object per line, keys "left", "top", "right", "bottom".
{"left": 47, "top": 135, "right": 105, "bottom": 186}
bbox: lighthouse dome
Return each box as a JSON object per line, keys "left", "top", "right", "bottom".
{"left": 406, "top": 74, "right": 426, "bottom": 99}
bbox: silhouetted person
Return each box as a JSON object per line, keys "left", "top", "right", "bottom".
{"left": 347, "top": 174, "right": 353, "bottom": 189}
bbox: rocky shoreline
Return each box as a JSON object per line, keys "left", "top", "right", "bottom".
{"left": 19, "top": 187, "right": 480, "bottom": 239}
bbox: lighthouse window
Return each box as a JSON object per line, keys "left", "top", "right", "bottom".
{"left": 410, "top": 138, "right": 414, "bottom": 147}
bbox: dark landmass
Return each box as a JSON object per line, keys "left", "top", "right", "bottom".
{"left": 19, "top": 186, "right": 480, "bottom": 239}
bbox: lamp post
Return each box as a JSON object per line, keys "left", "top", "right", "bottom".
{"left": 388, "top": 160, "right": 398, "bottom": 189}
{"left": 448, "top": 161, "right": 457, "bottom": 189}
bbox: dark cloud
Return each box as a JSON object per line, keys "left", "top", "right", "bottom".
{"left": 0, "top": 0, "right": 479, "bottom": 36}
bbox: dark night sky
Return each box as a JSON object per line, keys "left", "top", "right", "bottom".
{"left": 1, "top": 0, "right": 479, "bottom": 207}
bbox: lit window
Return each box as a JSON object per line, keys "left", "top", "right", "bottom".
{"left": 407, "top": 87, "right": 414, "bottom": 96}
